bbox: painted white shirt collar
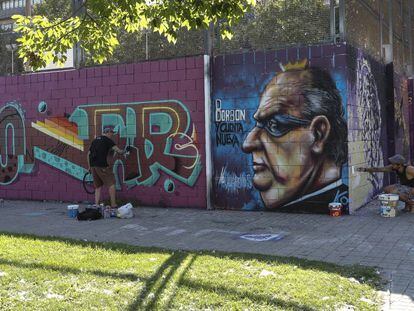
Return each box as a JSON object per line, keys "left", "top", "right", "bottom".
{"left": 283, "top": 179, "right": 343, "bottom": 207}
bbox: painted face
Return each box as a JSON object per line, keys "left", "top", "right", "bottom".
{"left": 242, "top": 71, "right": 318, "bottom": 209}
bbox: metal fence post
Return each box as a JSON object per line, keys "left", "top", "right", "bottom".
{"left": 204, "top": 22, "right": 214, "bottom": 57}
{"left": 379, "top": 0, "right": 383, "bottom": 59}
{"left": 72, "top": 0, "right": 85, "bottom": 68}
{"left": 330, "top": 0, "right": 336, "bottom": 43}
{"left": 388, "top": 0, "right": 393, "bottom": 52}
{"left": 145, "top": 31, "right": 149, "bottom": 60}
{"left": 25, "top": 0, "right": 31, "bottom": 17}
{"left": 339, "top": 0, "right": 345, "bottom": 41}
{"left": 409, "top": 0, "right": 413, "bottom": 75}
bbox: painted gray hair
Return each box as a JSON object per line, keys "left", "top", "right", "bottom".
{"left": 300, "top": 68, "right": 347, "bottom": 166}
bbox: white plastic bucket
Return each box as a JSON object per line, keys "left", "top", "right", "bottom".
{"left": 378, "top": 194, "right": 398, "bottom": 217}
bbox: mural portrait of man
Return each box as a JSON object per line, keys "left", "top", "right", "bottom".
{"left": 242, "top": 60, "right": 348, "bottom": 213}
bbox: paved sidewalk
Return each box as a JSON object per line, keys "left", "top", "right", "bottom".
{"left": 1, "top": 200, "right": 414, "bottom": 310}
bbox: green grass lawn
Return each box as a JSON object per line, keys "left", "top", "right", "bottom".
{"left": 0, "top": 233, "right": 382, "bottom": 310}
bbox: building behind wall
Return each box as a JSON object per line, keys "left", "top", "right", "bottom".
{"left": 0, "top": 0, "right": 26, "bottom": 30}
{"left": 0, "top": 0, "right": 43, "bottom": 74}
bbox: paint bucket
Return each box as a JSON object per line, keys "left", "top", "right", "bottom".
{"left": 329, "top": 202, "right": 342, "bottom": 217}
{"left": 67, "top": 205, "right": 79, "bottom": 218}
{"left": 378, "top": 194, "right": 399, "bottom": 217}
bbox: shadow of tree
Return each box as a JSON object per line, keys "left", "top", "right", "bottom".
{"left": 0, "top": 257, "right": 143, "bottom": 282}
{"left": 127, "top": 251, "right": 188, "bottom": 311}
{"left": 179, "top": 278, "right": 316, "bottom": 311}
{"left": 0, "top": 232, "right": 384, "bottom": 310}
{"left": 0, "top": 231, "right": 172, "bottom": 255}
{"left": 163, "top": 253, "right": 197, "bottom": 310}
{"left": 203, "top": 250, "right": 383, "bottom": 289}
{"left": 0, "top": 231, "right": 383, "bottom": 288}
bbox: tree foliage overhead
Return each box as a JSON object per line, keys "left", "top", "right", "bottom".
{"left": 12, "top": 0, "right": 256, "bottom": 70}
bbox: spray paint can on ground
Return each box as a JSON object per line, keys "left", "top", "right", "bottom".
{"left": 103, "top": 207, "right": 111, "bottom": 219}
{"left": 110, "top": 208, "right": 117, "bottom": 217}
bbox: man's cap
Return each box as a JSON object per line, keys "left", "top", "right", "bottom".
{"left": 388, "top": 154, "right": 406, "bottom": 165}
{"left": 103, "top": 125, "right": 115, "bottom": 134}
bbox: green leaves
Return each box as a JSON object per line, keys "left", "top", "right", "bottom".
{"left": 13, "top": 13, "right": 82, "bottom": 69}
{"left": 13, "top": 0, "right": 256, "bottom": 70}
{"left": 221, "top": 29, "right": 234, "bottom": 40}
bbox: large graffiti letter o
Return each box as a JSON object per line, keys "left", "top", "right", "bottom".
{"left": 0, "top": 104, "right": 25, "bottom": 185}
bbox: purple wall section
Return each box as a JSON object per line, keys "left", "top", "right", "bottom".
{"left": 0, "top": 57, "right": 207, "bottom": 208}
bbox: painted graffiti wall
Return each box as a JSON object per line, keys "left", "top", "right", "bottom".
{"left": 348, "top": 47, "right": 414, "bottom": 211}
{"left": 212, "top": 44, "right": 349, "bottom": 214}
{"left": 347, "top": 48, "right": 389, "bottom": 211}
{"left": 0, "top": 56, "right": 207, "bottom": 208}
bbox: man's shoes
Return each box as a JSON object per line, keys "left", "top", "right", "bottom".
{"left": 402, "top": 204, "right": 414, "bottom": 213}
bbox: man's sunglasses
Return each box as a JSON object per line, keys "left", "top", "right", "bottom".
{"left": 256, "top": 114, "right": 311, "bottom": 137}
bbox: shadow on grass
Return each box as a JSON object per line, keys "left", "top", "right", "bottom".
{"left": 180, "top": 278, "right": 316, "bottom": 311}
{"left": 0, "top": 231, "right": 383, "bottom": 287}
{"left": 0, "top": 231, "right": 172, "bottom": 255}
{"left": 163, "top": 253, "right": 197, "bottom": 310}
{"left": 0, "top": 231, "right": 384, "bottom": 310}
{"left": 0, "top": 257, "right": 143, "bottom": 282}
{"left": 127, "top": 252, "right": 188, "bottom": 311}
{"left": 202, "top": 250, "right": 384, "bottom": 289}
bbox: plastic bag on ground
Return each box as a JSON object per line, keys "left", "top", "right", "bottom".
{"left": 117, "top": 203, "right": 134, "bottom": 219}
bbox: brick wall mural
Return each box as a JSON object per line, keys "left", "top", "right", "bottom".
{"left": 0, "top": 56, "right": 207, "bottom": 208}
{"left": 347, "top": 48, "right": 401, "bottom": 211}
{"left": 212, "top": 44, "right": 349, "bottom": 214}
{"left": 347, "top": 48, "right": 414, "bottom": 211}
{"left": 0, "top": 47, "right": 410, "bottom": 214}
